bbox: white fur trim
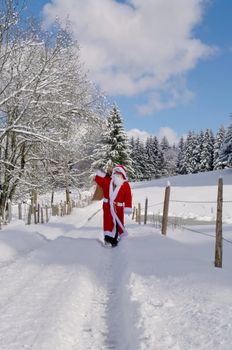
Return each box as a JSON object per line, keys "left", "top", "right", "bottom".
{"left": 104, "top": 231, "right": 116, "bottom": 238}
{"left": 114, "top": 202, "right": 124, "bottom": 207}
{"left": 109, "top": 180, "right": 125, "bottom": 233}
{"left": 120, "top": 230, "right": 129, "bottom": 238}
{"left": 113, "top": 166, "right": 127, "bottom": 180}
{"left": 124, "top": 207, "right": 132, "bottom": 214}
{"left": 96, "top": 170, "right": 106, "bottom": 178}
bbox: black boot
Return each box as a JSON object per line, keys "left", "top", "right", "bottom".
{"left": 104, "top": 235, "right": 118, "bottom": 247}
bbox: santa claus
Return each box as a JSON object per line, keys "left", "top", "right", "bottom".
{"left": 95, "top": 165, "right": 132, "bottom": 246}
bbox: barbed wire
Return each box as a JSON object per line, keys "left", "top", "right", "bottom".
{"left": 135, "top": 198, "right": 232, "bottom": 211}
{"left": 147, "top": 202, "right": 163, "bottom": 208}
{"left": 222, "top": 237, "right": 232, "bottom": 245}
{"left": 171, "top": 199, "right": 232, "bottom": 204}
{"left": 181, "top": 225, "right": 232, "bottom": 245}
{"left": 170, "top": 200, "right": 217, "bottom": 204}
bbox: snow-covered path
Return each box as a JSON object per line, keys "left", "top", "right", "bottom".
{"left": 0, "top": 206, "right": 139, "bottom": 350}
{"left": 0, "top": 242, "right": 106, "bottom": 349}
{"left": 0, "top": 200, "right": 232, "bottom": 349}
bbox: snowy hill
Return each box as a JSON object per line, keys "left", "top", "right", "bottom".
{"left": 0, "top": 170, "right": 232, "bottom": 349}
{"left": 132, "top": 168, "right": 232, "bottom": 224}
{"left": 132, "top": 168, "right": 232, "bottom": 188}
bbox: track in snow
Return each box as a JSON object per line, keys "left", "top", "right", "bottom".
{"left": 0, "top": 211, "right": 136, "bottom": 350}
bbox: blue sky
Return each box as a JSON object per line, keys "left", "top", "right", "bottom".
{"left": 27, "top": 0, "right": 232, "bottom": 143}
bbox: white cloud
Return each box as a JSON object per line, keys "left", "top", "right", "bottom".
{"left": 127, "top": 127, "right": 180, "bottom": 145}
{"left": 127, "top": 128, "right": 151, "bottom": 142}
{"left": 43, "top": 0, "right": 215, "bottom": 114}
{"left": 137, "top": 77, "right": 195, "bottom": 115}
{"left": 157, "top": 127, "right": 180, "bottom": 145}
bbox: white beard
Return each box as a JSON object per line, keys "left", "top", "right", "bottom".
{"left": 113, "top": 174, "right": 124, "bottom": 187}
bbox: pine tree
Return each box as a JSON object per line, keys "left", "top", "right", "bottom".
{"left": 160, "top": 136, "right": 170, "bottom": 152}
{"left": 214, "top": 125, "right": 226, "bottom": 169}
{"left": 200, "top": 129, "right": 214, "bottom": 172}
{"left": 195, "top": 130, "right": 205, "bottom": 172}
{"left": 159, "top": 136, "right": 170, "bottom": 176}
{"left": 91, "top": 119, "right": 112, "bottom": 171}
{"left": 217, "top": 123, "right": 232, "bottom": 168}
{"left": 145, "top": 137, "right": 156, "bottom": 179}
{"left": 176, "top": 137, "right": 185, "bottom": 174}
{"left": 182, "top": 131, "right": 199, "bottom": 174}
{"left": 91, "top": 104, "right": 134, "bottom": 177}
{"left": 131, "top": 138, "right": 140, "bottom": 180}
{"left": 191, "top": 132, "right": 201, "bottom": 173}
{"left": 138, "top": 139, "right": 151, "bottom": 180}
{"left": 151, "top": 136, "right": 166, "bottom": 178}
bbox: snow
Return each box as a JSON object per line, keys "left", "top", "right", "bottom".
{"left": 0, "top": 170, "right": 232, "bottom": 349}
{"left": 132, "top": 168, "right": 232, "bottom": 223}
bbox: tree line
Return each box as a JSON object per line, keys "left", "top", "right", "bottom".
{"left": 0, "top": 0, "right": 107, "bottom": 219}
{"left": 92, "top": 104, "right": 232, "bottom": 182}
{"left": 129, "top": 126, "right": 227, "bottom": 181}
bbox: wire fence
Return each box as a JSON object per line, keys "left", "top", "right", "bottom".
{"left": 180, "top": 225, "right": 232, "bottom": 245}
{"left": 132, "top": 178, "right": 228, "bottom": 267}
{"left": 137, "top": 198, "right": 232, "bottom": 226}
{"left": 0, "top": 193, "right": 92, "bottom": 228}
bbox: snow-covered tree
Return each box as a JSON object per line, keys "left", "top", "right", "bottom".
{"left": 130, "top": 136, "right": 142, "bottom": 181}
{"left": 145, "top": 136, "right": 157, "bottom": 179}
{"left": 146, "top": 136, "right": 166, "bottom": 178}
{"left": 200, "top": 129, "right": 214, "bottom": 172}
{"left": 159, "top": 136, "right": 172, "bottom": 176}
{"left": 154, "top": 137, "right": 166, "bottom": 178}
{"left": 181, "top": 131, "right": 199, "bottom": 174}
{"left": 193, "top": 133, "right": 202, "bottom": 173}
{"left": 213, "top": 125, "right": 226, "bottom": 169}
{"left": 195, "top": 130, "right": 204, "bottom": 172}
{"left": 176, "top": 137, "right": 185, "bottom": 174}
{"left": 130, "top": 135, "right": 167, "bottom": 181}
{"left": 90, "top": 118, "right": 112, "bottom": 172}
{"left": 135, "top": 137, "right": 150, "bottom": 180}
{"left": 216, "top": 123, "right": 232, "bottom": 168}
{"left": 91, "top": 104, "right": 134, "bottom": 178}
{"left": 0, "top": 9, "right": 106, "bottom": 217}
{"left": 165, "top": 144, "right": 178, "bottom": 176}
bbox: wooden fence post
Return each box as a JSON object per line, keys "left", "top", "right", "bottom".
{"left": 68, "top": 201, "right": 72, "bottom": 214}
{"left": 63, "top": 201, "right": 67, "bottom": 215}
{"left": 138, "top": 203, "right": 141, "bottom": 224}
{"left": 33, "top": 205, "right": 37, "bottom": 224}
{"left": 27, "top": 205, "right": 32, "bottom": 225}
{"left": 18, "top": 203, "right": 22, "bottom": 220}
{"left": 45, "top": 205, "right": 49, "bottom": 223}
{"left": 215, "top": 177, "right": 223, "bottom": 268}
{"left": 37, "top": 204, "right": 40, "bottom": 223}
{"left": 51, "top": 190, "right": 54, "bottom": 207}
{"left": 132, "top": 206, "right": 136, "bottom": 220}
{"left": 7, "top": 201, "right": 12, "bottom": 223}
{"left": 144, "top": 198, "right": 148, "bottom": 224}
{"left": 161, "top": 183, "right": 171, "bottom": 235}
{"left": 41, "top": 207, "right": 44, "bottom": 224}
{"left": 60, "top": 203, "right": 63, "bottom": 216}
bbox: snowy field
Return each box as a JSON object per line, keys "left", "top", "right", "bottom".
{"left": 0, "top": 170, "right": 232, "bottom": 349}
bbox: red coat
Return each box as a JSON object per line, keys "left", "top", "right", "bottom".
{"left": 95, "top": 172, "right": 132, "bottom": 236}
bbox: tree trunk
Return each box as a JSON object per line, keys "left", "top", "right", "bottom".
{"left": 65, "top": 188, "right": 70, "bottom": 204}
{"left": 51, "top": 190, "right": 54, "bottom": 206}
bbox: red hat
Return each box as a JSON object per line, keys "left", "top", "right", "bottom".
{"left": 112, "top": 165, "right": 127, "bottom": 179}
